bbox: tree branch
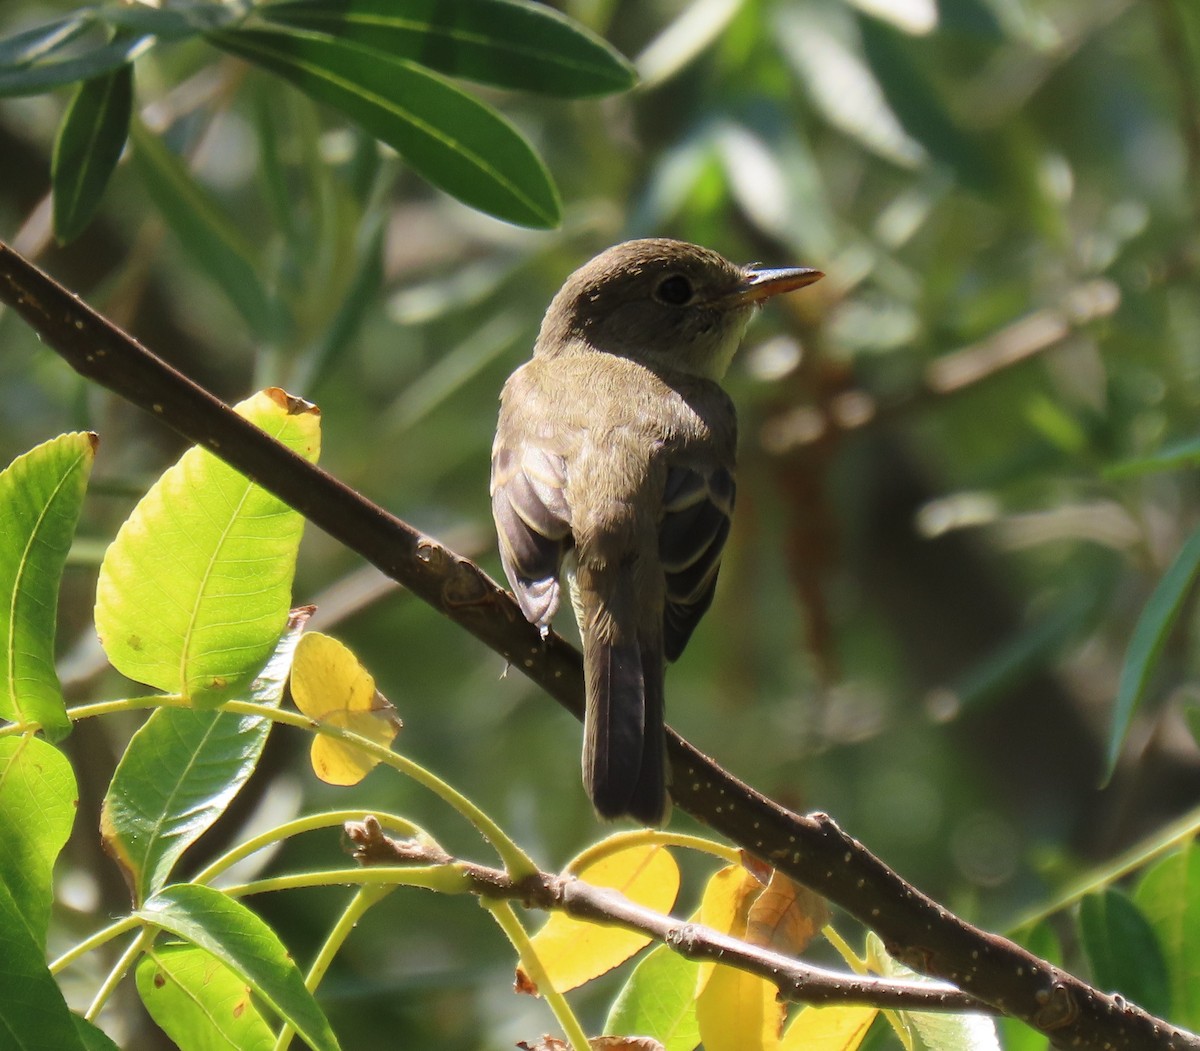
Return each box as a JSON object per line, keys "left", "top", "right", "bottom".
{"left": 344, "top": 816, "right": 977, "bottom": 1014}
{"left": 1, "top": 240, "right": 1195, "bottom": 1050}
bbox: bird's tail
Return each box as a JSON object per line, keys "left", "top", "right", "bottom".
{"left": 577, "top": 561, "right": 668, "bottom": 825}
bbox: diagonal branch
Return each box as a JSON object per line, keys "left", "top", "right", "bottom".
{"left": 0, "top": 240, "right": 1195, "bottom": 1050}
{"left": 344, "top": 815, "right": 978, "bottom": 1014}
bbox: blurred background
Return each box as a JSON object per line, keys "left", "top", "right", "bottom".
{"left": 4, "top": 0, "right": 1200, "bottom": 1046}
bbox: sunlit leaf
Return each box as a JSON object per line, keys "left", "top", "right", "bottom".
{"left": 745, "top": 870, "right": 829, "bottom": 955}
{"left": 604, "top": 942, "right": 701, "bottom": 1051}
{"left": 1135, "top": 843, "right": 1200, "bottom": 1030}
{"left": 0, "top": 878, "right": 89, "bottom": 1051}
{"left": 129, "top": 121, "right": 278, "bottom": 336}
{"left": 94, "top": 389, "right": 319, "bottom": 705}
{"left": 868, "top": 934, "right": 1000, "bottom": 1051}
{"left": 1079, "top": 889, "right": 1169, "bottom": 1019}
{"left": 0, "top": 432, "right": 96, "bottom": 740}
{"left": 634, "top": 0, "right": 745, "bottom": 87}
{"left": 779, "top": 1004, "right": 877, "bottom": 1051}
{"left": 136, "top": 943, "right": 274, "bottom": 1051}
{"left": 694, "top": 863, "right": 763, "bottom": 988}
{"left": 522, "top": 840, "right": 680, "bottom": 992}
{"left": 845, "top": 0, "right": 937, "bottom": 35}
{"left": 0, "top": 33, "right": 149, "bottom": 97}
{"left": 695, "top": 958, "right": 784, "bottom": 1051}
{"left": 209, "top": 27, "right": 560, "bottom": 228}
{"left": 52, "top": 62, "right": 133, "bottom": 243}
{"left": 258, "top": 0, "right": 635, "bottom": 97}
{"left": 1107, "top": 524, "right": 1200, "bottom": 780}
{"left": 774, "top": 8, "right": 925, "bottom": 169}
{"left": 101, "top": 610, "right": 311, "bottom": 905}
{"left": 0, "top": 736, "right": 77, "bottom": 949}
{"left": 137, "top": 884, "right": 340, "bottom": 1051}
{"left": 290, "top": 631, "right": 401, "bottom": 785}
{"left": 0, "top": 14, "right": 92, "bottom": 67}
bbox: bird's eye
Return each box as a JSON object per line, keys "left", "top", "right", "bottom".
{"left": 655, "top": 274, "right": 694, "bottom": 306}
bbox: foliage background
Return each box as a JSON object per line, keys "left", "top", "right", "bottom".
{"left": 3, "top": 0, "right": 1200, "bottom": 1046}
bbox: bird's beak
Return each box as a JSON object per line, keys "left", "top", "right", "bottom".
{"left": 725, "top": 265, "right": 824, "bottom": 306}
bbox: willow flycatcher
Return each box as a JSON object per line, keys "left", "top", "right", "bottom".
{"left": 491, "top": 238, "right": 822, "bottom": 824}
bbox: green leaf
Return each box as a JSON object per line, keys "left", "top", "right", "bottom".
{"left": 1079, "top": 889, "right": 1170, "bottom": 1019}
{"left": 1105, "top": 435, "right": 1200, "bottom": 480}
{"left": 1135, "top": 842, "right": 1200, "bottom": 1030}
{"left": 604, "top": 941, "right": 701, "bottom": 1051}
{"left": 0, "top": 878, "right": 89, "bottom": 1051}
{"left": 0, "top": 34, "right": 148, "bottom": 98}
{"left": 0, "top": 432, "right": 96, "bottom": 740}
{"left": 51, "top": 62, "right": 133, "bottom": 243}
{"left": 97, "top": 1, "right": 234, "bottom": 40}
{"left": 73, "top": 1017, "right": 121, "bottom": 1051}
{"left": 136, "top": 943, "right": 275, "bottom": 1051}
{"left": 128, "top": 120, "right": 278, "bottom": 336}
{"left": 0, "top": 15, "right": 93, "bottom": 67}
{"left": 208, "top": 27, "right": 560, "bottom": 228}
{"left": 1107, "top": 524, "right": 1200, "bottom": 780}
{"left": 867, "top": 933, "right": 1000, "bottom": 1051}
{"left": 101, "top": 611, "right": 310, "bottom": 905}
{"left": 137, "top": 884, "right": 340, "bottom": 1051}
{"left": 94, "top": 389, "right": 320, "bottom": 705}
{"left": 0, "top": 737, "right": 77, "bottom": 950}
{"left": 257, "top": 0, "right": 635, "bottom": 97}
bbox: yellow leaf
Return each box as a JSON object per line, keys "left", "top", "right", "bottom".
{"left": 696, "top": 960, "right": 785, "bottom": 1051}
{"left": 746, "top": 870, "right": 830, "bottom": 955}
{"left": 522, "top": 840, "right": 680, "bottom": 993}
{"left": 290, "top": 632, "right": 401, "bottom": 785}
{"left": 780, "top": 1004, "right": 877, "bottom": 1051}
{"left": 695, "top": 863, "right": 764, "bottom": 989}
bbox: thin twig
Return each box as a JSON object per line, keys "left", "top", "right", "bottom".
{"left": 1, "top": 241, "right": 1196, "bottom": 1050}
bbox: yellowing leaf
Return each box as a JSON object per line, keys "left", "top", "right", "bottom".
{"left": 746, "top": 870, "right": 830, "bottom": 955}
{"left": 780, "top": 1004, "right": 877, "bottom": 1051}
{"left": 696, "top": 958, "right": 785, "bottom": 1051}
{"left": 522, "top": 840, "right": 680, "bottom": 993}
{"left": 290, "top": 631, "right": 400, "bottom": 785}
{"left": 695, "top": 863, "right": 764, "bottom": 989}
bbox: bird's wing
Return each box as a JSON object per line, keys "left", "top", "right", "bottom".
{"left": 490, "top": 442, "right": 572, "bottom": 632}
{"left": 659, "top": 463, "right": 735, "bottom": 662}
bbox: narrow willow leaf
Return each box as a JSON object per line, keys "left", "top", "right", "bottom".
{"left": 52, "top": 62, "right": 133, "bottom": 243}
{"left": 137, "top": 884, "right": 340, "bottom": 1051}
{"left": 208, "top": 27, "right": 560, "bottom": 228}
{"left": 0, "top": 737, "right": 77, "bottom": 950}
{"left": 605, "top": 942, "right": 701, "bottom": 1051}
{"left": 0, "top": 14, "right": 92, "bottom": 67}
{"left": 1135, "top": 843, "right": 1200, "bottom": 1030}
{"left": 94, "top": 389, "right": 319, "bottom": 705}
{"left": 101, "top": 610, "right": 311, "bottom": 905}
{"left": 0, "top": 34, "right": 149, "bottom": 97}
{"left": 1107, "top": 524, "right": 1200, "bottom": 779}
{"left": 136, "top": 943, "right": 274, "bottom": 1051}
{"left": 1079, "top": 890, "right": 1170, "bottom": 1019}
{"left": 258, "top": 0, "right": 635, "bottom": 97}
{"left": 0, "top": 432, "right": 96, "bottom": 740}
{"left": 0, "top": 878, "right": 90, "bottom": 1051}
{"left": 97, "top": 2, "right": 234, "bottom": 39}
{"left": 1105, "top": 435, "right": 1200, "bottom": 480}
{"left": 129, "top": 121, "right": 278, "bottom": 336}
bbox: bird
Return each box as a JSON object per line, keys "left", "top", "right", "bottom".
{"left": 490, "top": 238, "right": 822, "bottom": 824}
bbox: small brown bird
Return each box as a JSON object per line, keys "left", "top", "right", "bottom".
{"left": 491, "top": 239, "right": 822, "bottom": 824}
